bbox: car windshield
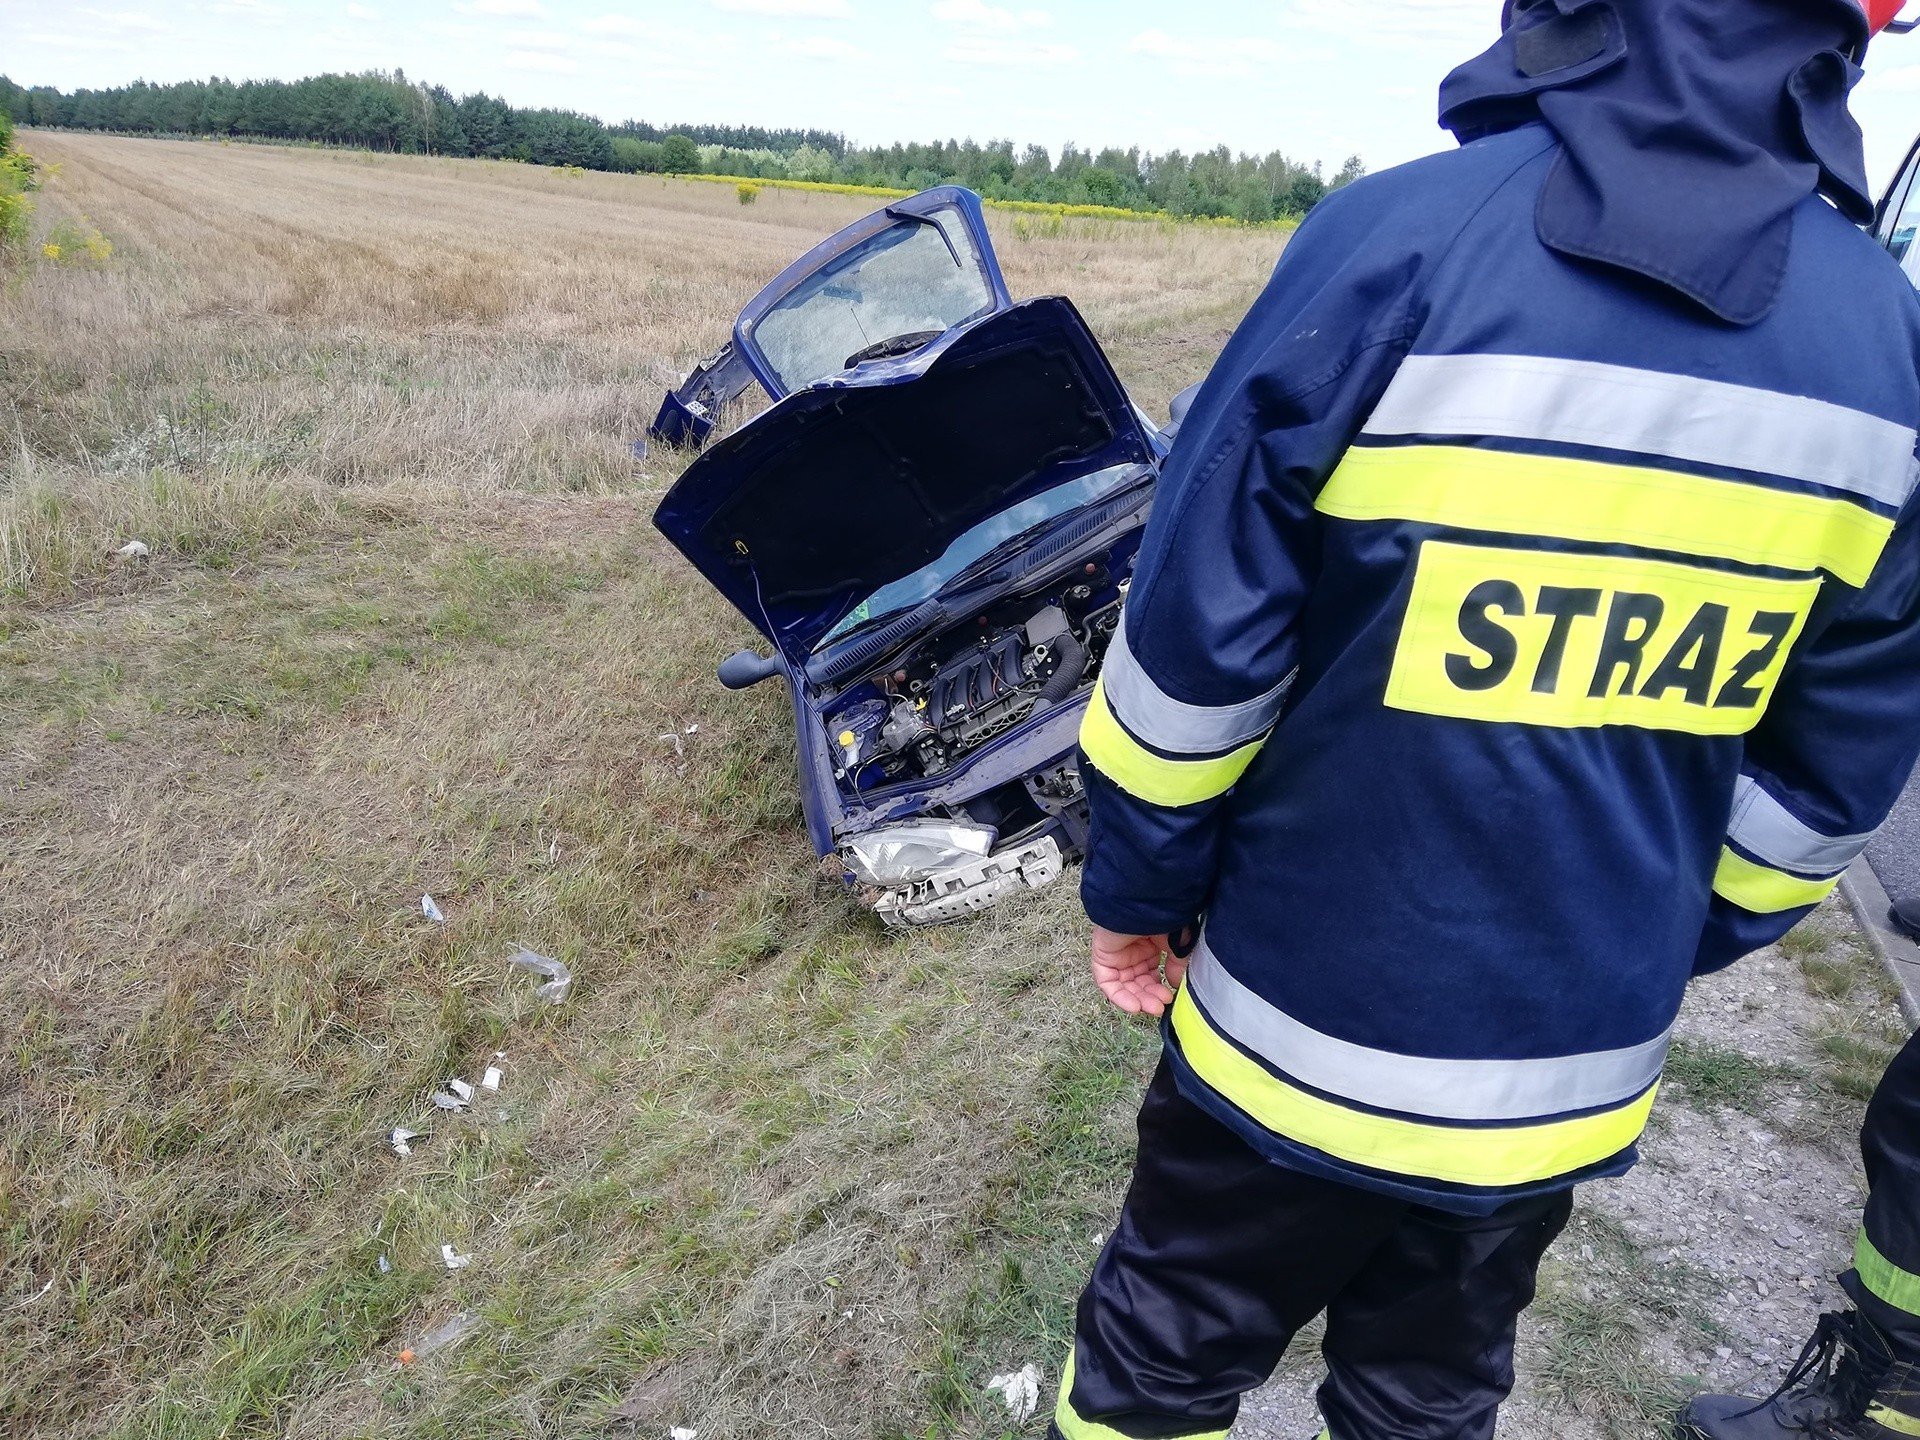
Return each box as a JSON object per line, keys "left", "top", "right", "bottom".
{"left": 750, "top": 209, "right": 995, "bottom": 393}
{"left": 817, "top": 464, "right": 1139, "bottom": 649}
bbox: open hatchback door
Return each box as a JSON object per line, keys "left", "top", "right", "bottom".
{"left": 648, "top": 185, "right": 1014, "bottom": 448}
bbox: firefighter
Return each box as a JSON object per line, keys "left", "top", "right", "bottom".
{"left": 1053, "top": 1, "right": 1920, "bottom": 1437}
{"left": 1679, "top": 1028, "right": 1920, "bottom": 1437}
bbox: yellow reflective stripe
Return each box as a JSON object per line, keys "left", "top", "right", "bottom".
{"left": 1868, "top": 1404, "right": 1920, "bottom": 1437}
{"left": 1080, "top": 678, "right": 1264, "bottom": 807}
{"left": 1170, "top": 988, "right": 1658, "bottom": 1188}
{"left": 1055, "top": 1352, "right": 1229, "bottom": 1440}
{"left": 1857, "top": 1230, "right": 1920, "bottom": 1318}
{"left": 1317, "top": 445, "right": 1893, "bottom": 588}
{"left": 1712, "top": 847, "right": 1840, "bottom": 914}
{"left": 1383, "top": 541, "right": 1818, "bottom": 735}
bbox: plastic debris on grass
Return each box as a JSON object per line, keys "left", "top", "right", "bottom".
{"left": 422, "top": 894, "right": 446, "bottom": 924}
{"left": 509, "top": 946, "right": 572, "bottom": 1004}
{"left": 378, "top": 1255, "right": 392, "bottom": 1274}
{"left": 670, "top": 1429, "right": 698, "bottom": 1440}
{"left": 481, "top": 1054, "right": 505, "bottom": 1092}
{"left": 986, "top": 1364, "right": 1043, "bottom": 1425}
{"left": 658, "top": 723, "right": 700, "bottom": 760}
{"left": 440, "top": 1244, "right": 472, "bottom": 1271}
{"left": 389, "top": 1127, "right": 423, "bottom": 1156}
{"left": 113, "top": 539, "right": 150, "bottom": 558}
{"left": 410, "top": 1310, "right": 481, "bottom": 1358}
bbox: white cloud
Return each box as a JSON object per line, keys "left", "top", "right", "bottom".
{"left": 20, "top": 30, "right": 136, "bottom": 50}
{"left": 791, "top": 35, "right": 868, "bottom": 59}
{"left": 932, "top": 0, "right": 1050, "bottom": 31}
{"left": 504, "top": 49, "right": 579, "bottom": 72}
{"left": 942, "top": 36, "right": 1076, "bottom": 66}
{"left": 1129, "top": 29, "right": 1286, "bottom": 77}
{"left": 346, "top": 1, "right": 376, "bottom": 15}
{"left": 506, "top": 28, "right": 574, "bottom": 49}
{"left": 582, "top": 13, "right": 650, "bottom": 34}
{"left": 457, "top": 0, "right": 547, "bottom": 15}
{"left": 709, "top": 0, "right": 853, "bottom": 15}
{"left": 84, "top": 8, "right": 169, "bottom": 30}
{"left": 210, "top": 0, "right": 286, "bottom": 14}
{"left": 1284, "top": 0, "right": 1489, "bottom": 50}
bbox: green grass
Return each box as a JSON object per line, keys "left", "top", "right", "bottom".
{"left": 1663, "top": 1038, "right": 1799, "bottom": 1117}
{"left": 1533, "top": 1208, "right": 1720, "bottom": 1440}
{"left": 0, "top": 527, "right": 1145, "bottom": 1437}
{"left": 0, "top": 135, "right": 1290, "bottom": 1440}
{"left": 1816, "top": 1030, "right": 1902, "bottom": 1103}
{"left": 1783, "top": 906, "right": 1909, "bottom": 1132}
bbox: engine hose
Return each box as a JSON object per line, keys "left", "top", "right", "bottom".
{"left": 1032, "top": 632, "right": 1088, "bottom": 712}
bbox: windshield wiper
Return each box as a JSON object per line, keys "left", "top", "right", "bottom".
{"left": 883, "top": 207, "right": 963, "bottom": 268}
{"left": 938, "top": 473, "right": 1155, "bottom": 596}
{"left": 938, "top": 518, "right": 1067, "bottom": 595}
{"left": 821, "top": 515, "right": 1064, "bottom": 653}
{"left": 824, "top": 601, "right": 923, "bottom": 648}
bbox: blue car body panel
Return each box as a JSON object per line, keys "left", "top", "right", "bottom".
{"left": 649, "top": 340, "right": 757, "bottom": 449}
{"left": 654, "top": 296, "right": 1155, "bottom": 660}
{"left": 649, "top": 187, "right": 1169, "bottom": 887}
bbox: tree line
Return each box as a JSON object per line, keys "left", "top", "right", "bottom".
{"left": 0, "top": 70, "right": 1364, "bottom": 221}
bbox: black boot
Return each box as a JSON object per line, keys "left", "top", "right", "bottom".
{"left": 1677, "top": 1310, "right": 1920, "bottom": 1438}
{"left": 1889, "top": 896, "right": 1920, "bottom": 942}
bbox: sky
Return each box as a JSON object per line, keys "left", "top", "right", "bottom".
{"left": 9, "top": 0, "right": 1920, "bottom": 187}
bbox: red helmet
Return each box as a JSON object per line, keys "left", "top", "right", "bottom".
{"left": 1860, "top": 0, "right": 1909, "bottom": 33}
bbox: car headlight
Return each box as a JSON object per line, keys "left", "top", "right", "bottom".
{"left": 841, "top": 821, "right": 998, "bottom": 887}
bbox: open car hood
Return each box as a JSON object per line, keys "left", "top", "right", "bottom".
{"left": 653, "top": 297, "right": 1155, "bottom": 661}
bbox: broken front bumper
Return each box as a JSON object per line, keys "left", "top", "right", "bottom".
{"left": 871, "top": 835, "right": 1066, "bottom": 928}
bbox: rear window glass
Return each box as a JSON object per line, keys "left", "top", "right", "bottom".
{"left": 749, "top": 209, "right": 995, "bottom": 391}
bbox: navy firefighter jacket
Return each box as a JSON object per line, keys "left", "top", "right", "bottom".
{"left": 1079, "top": 122, "right": 1920, "bottom": 1215}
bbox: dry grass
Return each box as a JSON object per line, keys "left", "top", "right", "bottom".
{"left": 0, "top": 132, "right": 1280, "bottom": 1439}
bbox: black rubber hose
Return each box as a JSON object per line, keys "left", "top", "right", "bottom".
{"left": 1032, "top": 632, "right": 1088, "bottom": 711}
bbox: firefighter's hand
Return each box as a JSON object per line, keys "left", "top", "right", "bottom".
{"left": 1090, "top": 926, "right": 1183, "bottom": 1017}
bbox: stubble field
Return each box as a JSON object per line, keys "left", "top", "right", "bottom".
{"left": 1, "top": 131, "right": 1906, "bottom": 1440}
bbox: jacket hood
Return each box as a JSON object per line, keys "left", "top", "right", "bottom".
{"left": 1438, "top": 0, "right": 1873, "bottom": 325}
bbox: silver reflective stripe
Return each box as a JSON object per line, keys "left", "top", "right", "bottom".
{"left": 1186, "top": 939, "right": 1671, "bottom": 1122}
{"left": 1364, "top": 354, "right": 1920, "bottom": 511}
{"left": 1728, "top": 775, "right": 1874, "bottom": 878}
{"left": 1101, "top": 615, "right": 1290, "bottom": 756}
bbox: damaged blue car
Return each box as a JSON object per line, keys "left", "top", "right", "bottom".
{"left": 652, "top": 187, "right": 1185, "bottom": 925}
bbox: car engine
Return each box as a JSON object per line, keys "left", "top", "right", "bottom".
{"left": 828, "top": 566, "right": 1123, "bottom": 787}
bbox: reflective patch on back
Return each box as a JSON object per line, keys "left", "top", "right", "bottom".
{"left": 1385, "top": 542, "right": 1821, "bottom": 733}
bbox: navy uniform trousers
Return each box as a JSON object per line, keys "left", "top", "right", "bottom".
{"left": 1053, "top": 1032, "right": 1920, "bottom": 1440}
{"left": 1849, "top": 1026, "right": 1920, "bottom": 1363}
{"left": 1050, "top": 1058, "right": 1572, "bottom": 1440}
